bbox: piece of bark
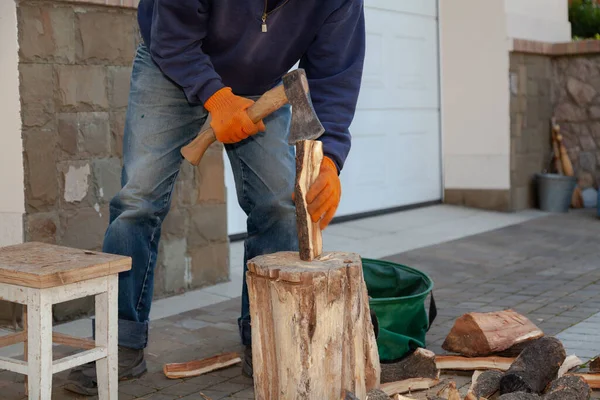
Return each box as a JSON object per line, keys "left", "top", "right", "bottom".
{"left": 381, "top": 348, "right": 440, "bottom": 383}
{"left": 162, "top": 352, "right": 241, "bottom": 379}
{"left": 557, "top": 354, "right": 583, "bottom": 378}
{"left": 247, "top": 251, "right": 380, "bottom": 399}
{"left": 499, "top": 337, "right": 566, "bottom": 395}
{"left": 567, "top": 374, "right": 600, "bottom": 390}
{"left": 436, "top": 355, "right": 515, "bottom": 371}
{"left": 294, "top": 139, "right": 323, "bottom": 261}
{"left": 392, "top": 395, "right": 418, "bottom": 400}
{"left": 542, "top": 375, "right": 591, "bottom": 400}
{"left": 366, "top": 389, "right": 390, "bottom": 400}
{"left": 466, "top": 369, "right": 503, "bottom": 400}
{"left": 589, "top": 357, "right": 600, "bottom": 373}
{"left": 380, "top": 378, "right": 440, "bottom": 396}
{"left": 442, "top": 310, "right": 544, "bottom": 357}
{"left": 498, "top": 393, "right": 541, "bottom": 400}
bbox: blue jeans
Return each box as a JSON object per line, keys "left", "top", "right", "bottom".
{"left": 100, "top": 43, "right": 298, "bottom": 349}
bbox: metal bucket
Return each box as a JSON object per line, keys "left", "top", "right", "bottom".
{"left": 535, "top": 173, "right": 576, "bottom": 213}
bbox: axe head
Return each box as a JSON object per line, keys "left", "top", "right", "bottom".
{"left": 282, "top": 69, "right": 325, "bottom": 145}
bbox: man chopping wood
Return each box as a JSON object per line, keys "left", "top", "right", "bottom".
{"left": 65, "top": 0, "right": 365, "bottom": 395}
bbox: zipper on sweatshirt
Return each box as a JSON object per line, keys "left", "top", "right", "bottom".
{"left": 261, "top": 0, "right": 291, "bottom": 32}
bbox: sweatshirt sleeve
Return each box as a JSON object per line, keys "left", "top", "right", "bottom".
{"left": 299, "top": 0, "right": 366, "bottom": 173}
{"left": 149, "top": 0, "right": 225, "bottom": 104}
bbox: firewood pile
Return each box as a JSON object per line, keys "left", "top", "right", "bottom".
{"left": 362, "top": 309, "right": 600, "bottom": 400}
{"left": 163, "top": 308, "right": 600, "bottom": 400}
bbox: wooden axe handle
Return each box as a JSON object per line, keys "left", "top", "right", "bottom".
{"left": 181, "top": 85, "right": 288, "bottom": 166}
{"left": 556, "top": 134, "right": 574, "bottom": 177}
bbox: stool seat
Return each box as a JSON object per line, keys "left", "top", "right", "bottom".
{"left": 0, "top": 242, "right": 131, "bottom": 288}
{"left": 0, "top": 242, "right": 130, "bottom": 399}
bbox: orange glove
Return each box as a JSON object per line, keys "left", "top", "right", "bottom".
{"left": 306, "top": 156, "right": 341, "bottom": 230}
{"left": 204, "top": 87, "right": 265, "bottom": 144}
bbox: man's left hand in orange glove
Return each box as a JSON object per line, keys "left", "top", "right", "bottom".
{"left": 306, "top": 156, "right": 341, "bottom": 230}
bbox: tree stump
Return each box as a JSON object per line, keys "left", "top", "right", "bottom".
{"left": 247, "top": 251, "right": 381, "bottom": 399}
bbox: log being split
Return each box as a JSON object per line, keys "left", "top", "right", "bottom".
{"left": 499, "top": 336, "right": 566, "bottom": 395}
{"left": 442, "top": 309, "right": 544, "bottom": 357}
{"left": 381, "top": 348, "right": 439, "bottom": 383}
{"left": 247, "top": 251, "right": 380, "bottom": 399}
{"left": 294, "top": 140, "right": 323, "bottom": 261}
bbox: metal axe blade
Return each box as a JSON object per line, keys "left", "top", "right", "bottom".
{"left": 282, "top": 69, "right": 325, "bottom": 145}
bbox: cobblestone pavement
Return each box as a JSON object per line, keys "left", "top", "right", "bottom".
{"left": 2, "top": 210, "right": 600, "bottom": 399}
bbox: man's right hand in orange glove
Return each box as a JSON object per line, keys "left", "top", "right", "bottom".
{"left": 204, "top": 87, "right": 265, "bottom": 144}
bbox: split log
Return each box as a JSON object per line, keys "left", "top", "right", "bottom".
{"left": 442, "top": 310, "right": 544, "bottom": 357}
{"left": 162, "top": 352, "right": 241, "bottom": 379}
{"left": 435, "top": 355, "right": 515, "bottom": 371}
{"left": 366, "top": 389, "right": 390, "bottom": 400}
{"left": 381, "top": 348, "right": 439, "bottom": 383}
{"left": 380, "top": 378, "right": 440, "bottom": 396}
{"left": 567, "top": 374, "right": 600, "bottom": 390}
{"left": 542, "top": 375, "right": 591, "bottom": 400}
{"left": 589, "top": 357, "right": 600, "bottom": 373}
{"left": 294, "top": 140, "right": 323, "bottom": 261}
{"left": 557, "top": 354, "right": 583, "bottom": 378}
{"left": 247, "top": 251, "right": 380, "bottom": 399}
{"left": 498, "top": 393, "right": 541, "bottom": 400}
{"left": 499, "top": 337, "right": 566, "bottom": 395}
{"left": 466, "top": 369, "right": 503, "bottom": 400}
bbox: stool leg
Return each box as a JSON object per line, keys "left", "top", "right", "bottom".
{"left": 27, "top": 290, "right": 53, "bottom": 400}
{"left": 95, "top": 275, "right": 118, "bottom": 399}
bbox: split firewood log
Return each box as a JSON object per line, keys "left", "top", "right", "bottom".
{"left": 465, "top": 369, "right": 503, "bottom": 400}
{"left": 380, "top": 378, "right": 440, "bottom": 396}
{"left": 436, "top": 355, "right": 515, "bottom": 371}
{"left": 498, "top": 393, "right": 541, "bottom": 400}
{"left": 542, "top": 375, "right": 591, "bottom": 400}
{"left": 381, "top": 348, "right": 440, "bottom": 383}
{"left": 499, "top": 337, "right": 566, "bottom": 395}
{"left": 442, "top": 310, "right": 543, "bottom": 357}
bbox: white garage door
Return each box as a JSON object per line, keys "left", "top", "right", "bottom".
{"left": 224, "top": 0, "right": 442, "bottom": 236}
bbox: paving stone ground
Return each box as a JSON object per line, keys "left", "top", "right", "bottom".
{"left": 2, "top": 209, "right": 600, "bottom": 399}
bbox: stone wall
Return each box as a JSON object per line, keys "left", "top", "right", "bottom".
{"left": 16, "top": 0, "right": 229, "bottom": 323}
{"left": 509, "top": 53, "right": 554, "bottom": 210}
{"left": 509, "top": 39, "right": 600, "bottom": 211}
{"left": 552, "top": 55, "right": 600, "bottom": 186}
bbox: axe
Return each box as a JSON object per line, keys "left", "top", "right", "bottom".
{"left": 180, "top": 68, "right": 325, "bottom": 166}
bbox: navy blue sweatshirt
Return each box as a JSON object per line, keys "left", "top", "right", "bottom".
{"left": 137, "top": 0, "right": 366, "bottom": 172}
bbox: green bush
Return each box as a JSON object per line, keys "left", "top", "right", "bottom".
{"left": 570, "top": 0, "right": 600, "bottom": 39}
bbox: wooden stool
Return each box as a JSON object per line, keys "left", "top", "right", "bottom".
{"left": 0, "top": 242, "right": 131, "bottom": 399}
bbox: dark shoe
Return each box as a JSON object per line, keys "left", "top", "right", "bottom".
{"left": 241, "top": 345, "right": 253, "bottom": 378}
{"left": 64, "top": 346, "right": 147, "bottom": 396}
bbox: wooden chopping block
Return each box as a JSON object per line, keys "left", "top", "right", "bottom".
{"left": 246, "top": 251, "right": 380, "bottom": 399}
